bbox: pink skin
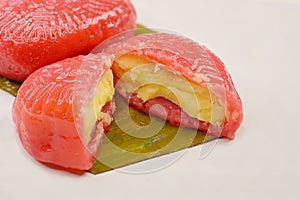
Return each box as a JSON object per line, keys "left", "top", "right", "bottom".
{"left": 0, "top": 0, "right": 136, "bottom": 81}
{"left": 13, "top": 54, "right": 115, "bottom": 170}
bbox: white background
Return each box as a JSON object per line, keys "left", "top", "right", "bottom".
{"left": 1, "top": 0, "right": 300, "bottom": 199}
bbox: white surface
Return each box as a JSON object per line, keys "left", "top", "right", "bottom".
{"left": 1, "top": 0, "right": 300, "bottom": 199}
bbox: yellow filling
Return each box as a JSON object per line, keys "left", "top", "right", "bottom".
{"left": 113, "top": 54, "right": 225, "bottom": 125}
{"left": 84, "top": 69, "right": 114, "bottom": 138}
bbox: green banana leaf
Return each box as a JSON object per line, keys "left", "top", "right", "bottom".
{"left": 90, "top": 94, "right": 216, "bottom": 174}
{"left": 136, "top": 24, "right": 155, "bottom": 35}
{"left": 0, "top": 76, "right": 20, "bottom": 96}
